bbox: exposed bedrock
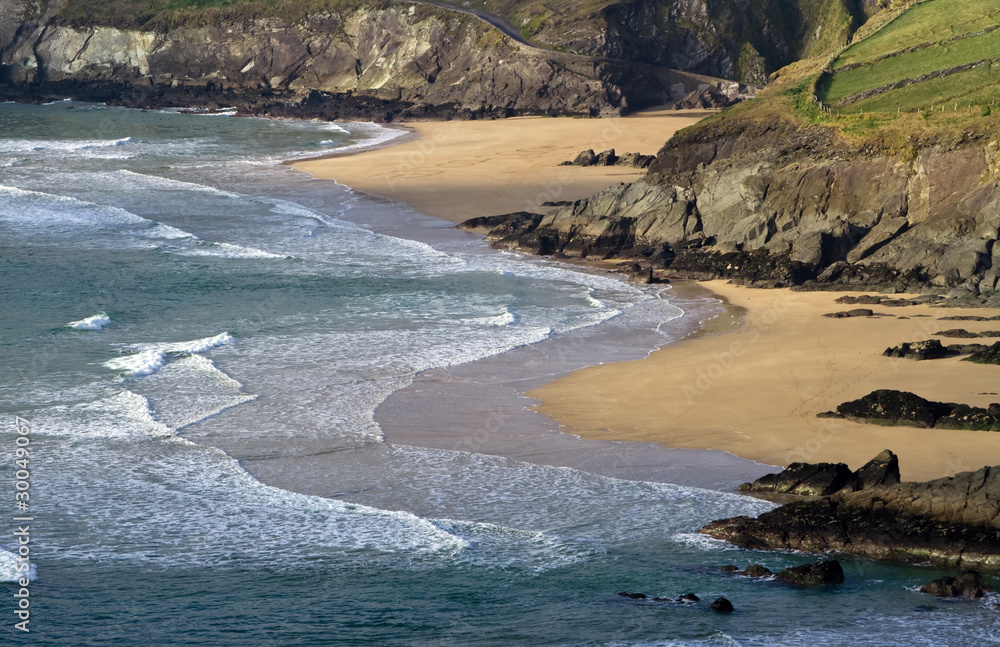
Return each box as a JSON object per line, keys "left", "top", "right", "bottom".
{"left": 462, "top": 118, "right": 1000, "bottom": 293}
{"left": 703, "top": 462, "right": 1000, "bottom": 571}
{"left": 0, "top": 0, "right": 709, "bottom": 118}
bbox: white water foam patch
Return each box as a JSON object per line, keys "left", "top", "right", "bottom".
{"left": 67, "top": 312, "right": 110, "bottom": 330}
{"left": 462, "top": 308, "right": 517, "bottom": 327}
{"left": 0, "top": 184, "right": 195, "bottom": 244}
{"left": 104, "top": 350, "right": 167, "bottom": 377}
{"left": 127, "top": 354, "right": 256, "bottom": 431}
{"left": 174, "top": 240, "right": 289, "bottom": 260}
{"left": 0, "top": 136, "right": 131, "bottom": 154}
{"left": 110, "top": 169, "right": 243, "bottom": 199}
{"left": 106, "top": 332, "right": 235, "bottom": 377}
{"left": 0, "top": 550, "right": 36, "bottom": 583}
{"left": 34, "top": 390, "right": 173, "bottom": 440}
{"left": 280, "top": 120, "right": 407, "bottom": 161}
{"left": 42, "top": 435, "right": 469, "bottom": 567}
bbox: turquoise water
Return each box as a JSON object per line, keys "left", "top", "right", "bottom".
{"left": 2, "top": 101, "right": 1000, "bottom": 645}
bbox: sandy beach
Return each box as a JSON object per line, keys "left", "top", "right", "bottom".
{"left": 294, "top": 109, "right": 714, "bottom": 222}
{"left": 532, "top": 281, "right": 1000, "bottom": 482}
{"left": 297, "top": 110, "right": 1000, "bottom": 484}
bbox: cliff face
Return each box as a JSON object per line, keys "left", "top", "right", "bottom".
{"left": 465, "top": 117, "right": 1000, "bottom": 294}
{"left": 0, "top": 0, "right": 714, "bottom": 118}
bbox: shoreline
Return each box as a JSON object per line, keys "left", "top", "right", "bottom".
{"left": 291, "top": 109, "right": 1000, "bottom": 485}
{"left": 293, "top": 108, "right": 715, "bottom": 222}
{"left": 531, "top": 280, "right": 1000, "bottom": 483}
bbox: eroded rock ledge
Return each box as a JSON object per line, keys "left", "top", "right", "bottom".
{"left": 460, "top": 116, "right": 1000, "bottom": 297}
{"left": 702, "top": 455, "right": 1000, "bottom": 571}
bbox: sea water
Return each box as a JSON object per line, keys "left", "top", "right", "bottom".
{"left": 1, "top": 101, "right": 998, "bottom": 646}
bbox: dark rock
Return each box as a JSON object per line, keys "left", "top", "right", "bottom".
{"left": 940, "top": 315, "right": 990, "bottom": 321}
{"left": 950, "top": 343, "right": 989, "bottom": 354}
{"left": 853, "top": 449, "right": 901, "bottom": 489}
{"left": 710, "top": 597, "right": 734, "bottom": 613}
{"left": 775, "top": 560, "right": 845, "bottom": 586}
{"left": 738, "top": 461, "right": 856, "bottom": 496}
{"left": 835, "top": 390, "right": 946, "bottom": 428}
{"left": 742, "top": 564, "right": 773, "bottom": 578}
{"left": 594, "top": 149, "right": 618, "bottom": 166}
{"left": 823, "top": 309, "right": 874, "bottom": 318}
{"left": 618, "top": 592, "right": 647, "bottom": 600}
{"left": 702, "top": 464, "right": 1000, "bottom": 571}
{"left": 541, "top": 200, "right": 574, "bottom": 208}
{"left": 920, "top": 570, "right": 994, "bottom": 598}
{"left": 836, "top": 295, "right": 883, "bottom": 305}
{"left": 967, "top": 342, "right": 1000, "bottom": 365}
{"left": 832, "top": 390, "right": 1000, "bottom": 431}
{"left": 677, "top": 593, "right": 700, "bottom": 602}
{"left": 675, "top": 88, "right": 737, "bottom": 110}
{"left": 935, "top": 329, "right": 981, "bottom": 338}
{"left": 882, "top": 339, "right": 957, "bottom": 360}
{"left": 572, "top": 149, "right": 598, "bottom": 167}
{"left": 617, "top": 152, "right": 656, "bottom": 168}
{"left": 720, "top": 565, "right": 740, "bottom": 573}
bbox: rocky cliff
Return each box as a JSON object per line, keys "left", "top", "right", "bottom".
{"left": 463, "top": 112, "right": 1000, "bottom": 295}
{"left": 0, "top": 0, "right": 725, "bottom": 118}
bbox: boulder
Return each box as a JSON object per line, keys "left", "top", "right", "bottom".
{"left": 775, "top": 560, "right": 845, "bottom": 585}
{"left": 967, "top": 342, "right": 1000, "bottom": 365}
{"left": 742, "top": 564, "right": 773, "bottom": 578}
{"left": 882, "top": 339, "right": 956, "bottom": 360}
{"left": 834, "top": 390, "right": 945, "bottom": 427}
{"left": 594, "top": 149, "right": 618, "bottom": 166}
{"left": 710, "top": 597, "right": 734, "bottom": 613}
{"left": 920, "top": 571, "right": 994, "bottom": 598}
{"left": 935, "top": 328, "right": 981, "bottom": 338}
{"left": 852, "top": 449, "right": 900, "bottom": 489}
{"left": 572, "top": 149, "right": 597, "bottom": 167}
{"left": 738, "top": 461, "right": 855, "bottom": 496}
{"left": 720, "top": 565, "right": 740, "bottom": 573}
{"left": 676, "top": 593, "right": 700, "bottom": 602}
{"left": 618, "top": 592, "right": 646, "bottom": 600}
{"left": 823, "top": 309, "right": 874, "bottom": 318}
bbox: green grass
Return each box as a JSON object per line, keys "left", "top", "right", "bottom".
{"left": 849, "top": 62, "right": 1000, "bottom": 113}
{"left": 822, "top": 29, "right": 1000, "bottom": 104}
{"left": 835, "top": 0, "right": 1000, "bottom": 68}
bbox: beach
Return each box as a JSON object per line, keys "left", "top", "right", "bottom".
{"left": 533, "top": 281, "right": 1000, "bottom": 483}
{"left": 294, "top": 108, "right": 714, "bottom": 222}
{"left": 296, "top": 110, "right": 1000, "bottom": 484}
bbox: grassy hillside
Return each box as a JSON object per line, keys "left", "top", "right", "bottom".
{"left": 691, "top": 0, "right": 999, "bottom": 155}
{"left": 817, "top": 0, "right": 1000, "bottom": 114}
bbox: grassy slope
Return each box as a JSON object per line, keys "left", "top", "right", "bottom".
{"left": 818, "top": 0, "right": 1000, "bottom": 113}
{"left": 690, "top": 0, "right": 999, "bottom": 154}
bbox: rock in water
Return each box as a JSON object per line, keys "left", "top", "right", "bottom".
{"left": 742, "top": 564, "right": 773, "bottom": 578}
{"left": 920, "top": 571, "right": 994, "bottom": 598}
{"left": 703, "top": 464, "right": 1000, "bottom": 571}
{"left": 677, "top": 593, "right": 700, "bottom": 602}
{"left": 775, "top": 560, "right": 845, "bottom": 585}
{"left": 710, "top": 597, "right": 734, "bottom": 613}
{"left": 618, "top": 592, "right": 646, "bottom": 600}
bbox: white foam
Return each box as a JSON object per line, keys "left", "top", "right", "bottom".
{"left": 0, "top": 549, "right": 36, "bottom": 583}
{"left": 104, "top": 350, "right": 167, "bottom": 376}
{"left": 68, "top": 312, "right": 110, "bottom": 330}
{"left": 106, "top": 333, "right": 235, "bottom": 377}
{"left": 111, "top": 170, "right": 242, "bottom": 199}
{"left": 0, "top": 136, "right": 130, "bottom": 154}
{"left": 133, "top": 332, "right": 235, "bottom": 355}
{"left": 176, "top": 241, "right": 289, "bottom": 260}
{"left": 463, "top": 308, "right": 517, "bottom": 327}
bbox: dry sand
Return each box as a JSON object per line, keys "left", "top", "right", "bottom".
{"left": 293, "top": 109, "right": 714, "bottom": 222}
{"left": 296, "top": 110, "right": 1000, "bottom": 484}
{"left": 531, "top": 280, "right": 1000, "bottom": 482}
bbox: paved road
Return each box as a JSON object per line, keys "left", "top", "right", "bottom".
{"left": 412, "top": 1, "right": 542, "bottom": 49}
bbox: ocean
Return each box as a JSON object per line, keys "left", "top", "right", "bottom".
{"left": 1, "top": 100, "right": 998, "bottom": 646}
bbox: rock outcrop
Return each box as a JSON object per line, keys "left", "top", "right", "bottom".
{"left": 738, "top": 450, "right": 900, "bottom": 496}
{"left": 461, "top": 113, "right": 1000, "bottom": 292}
{"left": 968, "top": 342, "right": 1000, "bottom": 365}
{"left": 919, "top": 571, "right": 994, "bottom": 598}
{"left": 560, "top": 149, "right": 655, "bottom": 169}
{"left": 883, "top": 340, "right": 957, "bottom": 361}
{"left": 824, "top": 390, "right": 1000, "bottom": 431}
{"left": 702, "top": 463, "right": 1000, "bottom": 571}
{"left": 0, "top": 0, "right": 718, "bottom": 118}
{"left": 774, "top": 560, "right": 844, "bottom": 586}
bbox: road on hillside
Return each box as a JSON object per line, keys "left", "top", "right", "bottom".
{"left": 411, "top": 1, "right": 541, "bottom": 49}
